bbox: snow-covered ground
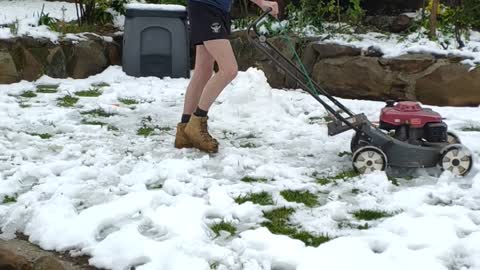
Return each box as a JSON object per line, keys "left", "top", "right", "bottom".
{"left": 0, "top": 67, "right": 479, "bottom": 270}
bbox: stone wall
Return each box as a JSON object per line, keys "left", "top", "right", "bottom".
{"left": 1, "top": 31, "right": 479, "bottom": 106}
{"left": 0, "top": 34, "right": 121, "bottom": 84}
{"left": 230, "top": 31, "right": 480, "bottom": 107}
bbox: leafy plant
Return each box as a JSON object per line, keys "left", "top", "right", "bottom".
{"left": 235, "top": 192, "right": 273, "bottom": 205}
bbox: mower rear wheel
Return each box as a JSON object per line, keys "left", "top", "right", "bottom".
{"left": 350, "top": 132, "right": 360, "bottom": 152}
{"left": 447, "top": 132, "right": 461, "bottom": 144}
{"left": 352, "top": 146, "right": 387, "bottom": 174}
{"left": 440, "top": 144, "right": 473, "bottom": 176}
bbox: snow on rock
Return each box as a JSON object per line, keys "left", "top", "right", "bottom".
{"left": 0, "top": 67, "right": 479, "bottom": 270}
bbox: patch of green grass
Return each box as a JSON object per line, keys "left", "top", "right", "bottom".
{"left": 119, "top": 98, "right": 139, "bottom": 105}
{"left": 240, "top": 142, "right": 256, "bottom": 148}
{"left": 338, "top": 151, "right": 352, "bottom": 157}
{"left": 19, "top": 102, "right": 31, "bottom": 108}
{"left": 107, "top": 125, "right": 119, "bottom": 131}
{"left": 291, "top": 231, "right": 331, "bottom": 247}
{"left": 210, "top": 221, "right": 236, "bottom": 237}
{"left": 280, "top": 190, "right": 318, "bottom": 208}
{"left": 353, "top": 209, "right": 393, "bottom": 221}
{"left": 57, "top": 95, "right": 79, "bottom": 107}
{"left": 262, "top": 207, "right": 330, "bottom": 247}
{"left": 36, "top": 84, "right": 58, "bottom": 93}
{"left": 308, "top": 116, "right": 323, "bottom": 124}
{"left": 461, "top": 126, "right": 480, "bottom": 132}
{"left": 316, "top": 170, "right": 359, "bottom": 185}
{"left": 235, "top": 192, "right": 273, "bottom": 206}
{"left": 137, "top": 126, "right": 155, "bottom": 137}
{"left": 20, "top": 91, "right": 37, "bottom": 98}
{"left": 29, "top": 133, "right": 53, "bottom": 139}
{"left": 241, "top": 176, "right": 268, "bottom": 183}
{"left": 2, "top": 195, "right": 17, "bottom": 204}
{"left": 80, "top": 108, "right": 115, "bottom": 117}
{"left": 351, "top": 188, "right": 361, "bottom": 194}
{"left": 75, "top": 87, "right": 102, "bottom": 97}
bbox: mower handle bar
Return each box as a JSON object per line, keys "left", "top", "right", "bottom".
{"left": 246, "top": 9, "right": 358, "bottom": 129}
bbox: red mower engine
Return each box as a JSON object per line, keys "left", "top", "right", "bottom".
{"left": 379, "top": 101, "right": 447, "bottom": 144}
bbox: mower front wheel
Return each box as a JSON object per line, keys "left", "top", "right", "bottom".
{"left": 352, "top": 146, "right": 388, "bottom": 174}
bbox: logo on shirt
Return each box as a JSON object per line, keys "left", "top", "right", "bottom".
{"left": 211, "top": 22, "right": 222, "bottom": 34}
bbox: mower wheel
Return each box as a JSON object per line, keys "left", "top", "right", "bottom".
{"left": 447, "top": 132, "right": 461, "bottom": 144}
{"left": 352, "top": 146, "right": 387, "bottom": 174}
{"left": 440, "top": 144, "right": 473, "bottom": 176}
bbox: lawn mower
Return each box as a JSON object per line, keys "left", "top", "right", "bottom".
{"left": 247, "top": 9, "right": 474, "bottom": 176}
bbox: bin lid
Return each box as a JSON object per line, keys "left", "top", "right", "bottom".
{"left": 125, "top": 3, "right": 187, "bottom": 18}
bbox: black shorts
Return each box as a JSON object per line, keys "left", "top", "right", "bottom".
{"left": 187, "top": 1, "right": 231, "bottom": 46}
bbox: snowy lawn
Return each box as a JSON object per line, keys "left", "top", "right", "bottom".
{"left": 0, "top": 67, "right": 479, "bottom": 270}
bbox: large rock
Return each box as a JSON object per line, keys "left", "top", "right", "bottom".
{"left": 416, "top": 64, "right": 480, "bottom": 106}
{"left": 0, "top": 50, "right": 18, "bottom": 84}
{"left": 378, "top": 54, "right": 435, "bottom": 73}
{"left": 33, "top": 256, "right": 65, "bottom": 270}
{"left": 312, "top": 43, "right": 361, "bottom": 59}
{"left": 46, "top": 47, "right": 67, "bottom": 78}
{"left": 69, "top": 40, "right": 108, "bottom": 78}
{"left": 0, "top": 248, "right": 32, "bottom": 270}
{"left": 312, "top": 56, "right": 409, "bottom": 100}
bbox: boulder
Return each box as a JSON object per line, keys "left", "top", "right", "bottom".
{"left": 0, "top": 50, "right": 18, "bottom": 84}
{"left": 312, "top": 56, "right": 411, "bottom": 100}
{"left": 416, "top": 64, "right": 480, "bottom": 106}
{"left": 0, "top": 248, "right": 32, "bottom": 270}
{"left": 378, "top": 54, "right": 435, "bottom": 73}
{"left": 46, "top": 47, "right": 67, "bottom": 78}
{"left": 391, "top": 14, "right": 413, "bottom": 33}
{"left": 69, "top": 40, "right": 108, "bottom": 78}
{"left": 312, "top": 43, "right": 361, "bottom": 59}
{"left": 22, "top": 48, "right": 44, "bottom": 81}
{"left": 33, "top": 256, "right": 65, "bottom": 270}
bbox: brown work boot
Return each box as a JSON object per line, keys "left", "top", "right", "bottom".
{"left": 174, "top": 122, "right": 193, "bottom": 149}
{"left": 184, "top": 115, "right": 219, "bottom": 153}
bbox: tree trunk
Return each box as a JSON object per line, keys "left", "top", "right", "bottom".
{"left": 429, "top": 0, "right": 440, "bottom": 39}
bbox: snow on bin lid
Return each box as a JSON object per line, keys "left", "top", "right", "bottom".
{"left": 125, "top": 3, "right": 187, "bottom": 18}
{"left": 125, "top": 3, "right": 186, "bottom": 11}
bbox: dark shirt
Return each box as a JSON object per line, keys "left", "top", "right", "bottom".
{"left": 189, "top": 0, "right": 233, "bottom": 12}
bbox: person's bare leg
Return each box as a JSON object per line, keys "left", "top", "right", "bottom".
{"left": 197, "top": 39, "right": 238, "bottom": 111}
{"left": 183, "top": 45, "right": 215, "bottom": 115}
{"left": 175, "top": 45, "right": 214, "bottom": 149}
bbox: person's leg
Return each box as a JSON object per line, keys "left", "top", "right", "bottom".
{"left": 182, "top": 45, "right": 215, "bottom": 119}
{"left": 175, "top": 45, "right": 215, "bottom": 149}
{"left": 196, "top": 39, "right": 238, "bottom": 112}
{"left": 185, "top": 39, "right": 238, "bottom": 153}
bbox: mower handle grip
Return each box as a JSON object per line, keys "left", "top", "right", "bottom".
{"left": 247, "top": 7, "right": 273, "bottom": 37}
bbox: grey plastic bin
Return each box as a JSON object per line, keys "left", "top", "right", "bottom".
{"left": 122, "top": 4, "right": 190, "bottom": 78}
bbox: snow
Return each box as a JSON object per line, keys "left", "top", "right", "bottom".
{"left": 0, "top": 67, "right": 480, "bottom": 270}
{"left": 125, "top": 3, "right": 186, "bottom": 12}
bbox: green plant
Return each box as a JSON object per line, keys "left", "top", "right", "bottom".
{"left": 346, "top": 0, "right": 364, "bottom": 26}
{"left": 9, "top": 19, "right": 19, "bottom": 35}
{"left": 29, "top": 133, "right": 53, "bottom": 139}
{"left": 38, "top": 4, "right": 58, "bottom": 28}
{"left": 137, "top": 126, "right": 155, "bottom": 137}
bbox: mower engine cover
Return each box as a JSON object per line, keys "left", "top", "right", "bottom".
{"left": 379, "top": 101, "right": 442, "bottom": 129}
